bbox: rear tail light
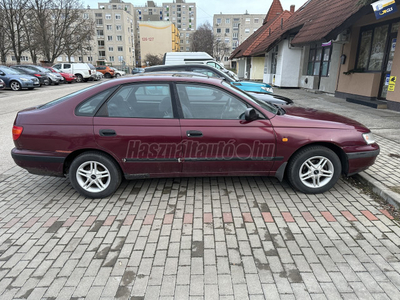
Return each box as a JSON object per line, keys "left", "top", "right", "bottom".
{"left": 89, "top": 70, "right": 92, "bottom": 75}
{"left": 34, "top": 74, "right": 41, "bottom": 77}
{"left": 12, "top": 125, "right": 23, "bottom": 140}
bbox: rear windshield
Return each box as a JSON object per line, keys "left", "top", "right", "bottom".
{"left": 38, "top": 83, "right": 105, "bottom": 109}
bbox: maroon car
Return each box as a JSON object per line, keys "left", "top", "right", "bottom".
{"left": 11, "top": 74, "right": 379, "bottom": 198}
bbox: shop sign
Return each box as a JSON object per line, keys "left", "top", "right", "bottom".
{"left": 371, "top": 0, "right": 397, "bottom": 20}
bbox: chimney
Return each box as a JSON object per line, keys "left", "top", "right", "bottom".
{"left": 290, "top": 5, "right": 295, "bottom": 13}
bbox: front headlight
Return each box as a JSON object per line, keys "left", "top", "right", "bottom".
{"left": 363, "top": 132, "right": 376, "bottom": 144}
{"left": 261, "top": 87, "right": 273, "bottom": 93}
{"left": 20, "top": 78, "right": 29, "bottom": 81}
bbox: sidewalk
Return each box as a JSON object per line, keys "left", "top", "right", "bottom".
{"left": 276, "top": 88, "right": 400, "bottom": 209}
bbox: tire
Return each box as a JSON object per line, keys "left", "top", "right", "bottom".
{"left": 76, "top": 74, "right": 83, "bottom": 83}
{"left": 69, "top": 151, "right": 122, "bottom": 198}
{"left": 115, "top": 73, "right": 121, "bottom": 78}
{"left": 287, "top": 146, "right": 342, "bottom": 194}
{"left": 10, "top": 81, "right": 22, "bottom": 91}
{"left": 105, "top": 73, "right": 111, "bottom": 78}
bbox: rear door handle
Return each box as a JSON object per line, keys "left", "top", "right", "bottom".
{"left": 187, "top": 130, "right": 203, "bottom": 137}
{"left": 99, "top": 129, "right": 116, "bottom": 136}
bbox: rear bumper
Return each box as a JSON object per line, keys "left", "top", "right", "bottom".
{"left": 11, "top": 148, "right": 66, "bottom": 176}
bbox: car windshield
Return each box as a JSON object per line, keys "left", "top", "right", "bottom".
{"left": 36, "top": 66, "right": 51, "bottom": 73}
{"left": 221, "top": 81, "right": 279, "bottom": 115}
{"left": 87, "top": 64, "right": 96, "bottom": 69}
{"left": 0, "top": 66, "right": 23, "bottom": 75}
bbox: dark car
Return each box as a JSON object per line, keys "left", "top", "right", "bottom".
{"left": 0, "top": 78, "right": 5, "bottom": 89}
{"left": 12, "top": 74, "right": 379, "bottom": 198}
{"left": 11, "top": 65, "right": 49, "bottom": 86}
{"left": 0, "top": 65, "right": 39, "bottom": 90}
{"left": 132, "top": 67, "right": 144, "bottom": 74}
{"left": 144, "top": 64, "right": 292, "bottom": 105}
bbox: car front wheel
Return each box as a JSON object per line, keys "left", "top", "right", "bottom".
{"left": 76, "top": 74, "right": 83, "bottom": 83}
{"left": 287, "top": 146, "right": 341, "bottom": 194}
{"left": 69, "top": 152, "right": 122, "bottom": 198}
{"left": 10, "top": 81, "right": 22, "bottom": 91}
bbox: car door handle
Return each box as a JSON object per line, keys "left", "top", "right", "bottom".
{"left": 187, "top": 130, "right": 203, "bottom": 137}
{"left": 99, "top": 129, "right": 116, "bottom": 136}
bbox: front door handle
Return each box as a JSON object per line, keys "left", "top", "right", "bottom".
{"left": 99, "top": 129, "right": 116, "bottom": 136}
{"left": 187, "top": 130, "right": 203, "bottom": 137}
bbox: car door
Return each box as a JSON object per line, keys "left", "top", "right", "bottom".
{"left": 94, "top": 82, "right": 182, "bottom": 178}
{"left": 176, "top": 83, "right": 277, "bottom": 175}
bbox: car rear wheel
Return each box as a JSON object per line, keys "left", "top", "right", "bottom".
{"left": 76, "top": 74, "right": 83, "bottom": 83}
{"left": 287, "top": 146, "right": 341, "bottom": 194}
{"left": 105, "top": 73, "right": 112, "bottom": 78}
{"left": 10, "top": 81, "right": 22, "bottom": 91}
{"left": 69, "top": 152, "right": 122, "bottom": 198}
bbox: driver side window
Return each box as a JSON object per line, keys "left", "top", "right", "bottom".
{"left": 177, "top": 84, "right": 248, "bottom": 119}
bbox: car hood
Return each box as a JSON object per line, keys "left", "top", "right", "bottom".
{"left": 271, "top": 106, "right": 368, "bottom": 130}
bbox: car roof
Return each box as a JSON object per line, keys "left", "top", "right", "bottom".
{"left": 145, "top": 64, "right": 220, "bottom": 71}
{"left": 136, "top": 71, "right": 209, "bottom": 78}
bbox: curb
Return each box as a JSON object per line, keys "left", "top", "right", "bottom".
{"left": 357, "top": 172, "right": 400, "bottom": 209}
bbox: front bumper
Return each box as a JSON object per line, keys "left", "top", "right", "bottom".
{"left": 346, "top": 146, "right": 380, "bottom": 176}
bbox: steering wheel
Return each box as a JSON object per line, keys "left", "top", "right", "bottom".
{"left": 220, "top": 98, "right": 232, "bottom": 119}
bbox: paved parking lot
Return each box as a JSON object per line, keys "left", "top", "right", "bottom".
{"left": 1, "top": 85, "right": 400, "bottom": 299}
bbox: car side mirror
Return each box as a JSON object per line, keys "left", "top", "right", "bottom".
{"left": 245, "top": 108, "right": 258, "bottom": 121}
{"left": 0, "top": 71, "right": 4, "bottom": 76}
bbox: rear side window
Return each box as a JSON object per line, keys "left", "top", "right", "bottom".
{"left": 103, "top": 83, "right": 173, "bottom": 119}
{"left": 75, "top": 87, "right": 118, "bottom": 116}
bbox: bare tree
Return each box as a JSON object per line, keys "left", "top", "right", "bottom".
{"left": 190, "top": 21, "right": 213, "bottom": 56}
{"left": 0, "top": 0, "right": 30, "bottom": 64}
{"left": 144, "top": 54, "right": 163, "bottom": 66}
{"left": 213, "top": 38, "right": 230, "bottom": 62}
{"left": 0, "top": 8, "right": 11, "bottom": 64}
{"left": 29, "top": 0, "right": 94, "bottom": 63}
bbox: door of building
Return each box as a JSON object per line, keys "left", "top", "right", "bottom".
{"left": 379, "top": 23, "right": 399, "bottom": 99}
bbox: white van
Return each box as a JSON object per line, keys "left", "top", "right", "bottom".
{"left": 52, "top": 62, "right": 94, "bottom": 83}
{"left": 163, "top": 52, "right": 238, "bottom": 79}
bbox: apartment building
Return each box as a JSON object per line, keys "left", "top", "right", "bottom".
{"left": 134, "top": 0, "right": 196, "bottom": 53}
{"left": 213, "top": 12, "right": 265, "bottom": 68}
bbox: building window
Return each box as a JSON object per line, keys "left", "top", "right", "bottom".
{"left": 109, "top": 56, "right": 115, "bottom": 62}
{"left": 225, "top": 18, "right": 230, "bottom": 24}
{"left": 225, "top": 38, "right": 229, "bottom": 43}
{"left": 245, "top": 18, "right": 250, "bottom": 24}
{"left": 98, "top": 40, "right": 105, "bottom": 46}
{"left": 307, "top": 44, "right": 332, "bottom": 77}
{"left": 254, "top": 18, "right": 259, "bottom": 23}
{"left": 95, "top": 13, "right": 102, "bottom": 18}
{"left": 109, "top": 46, "right": 114, "bottom": 51}
{"left": 233, "top": 32, "right": 238, "bottom": 39}
{"left": 245, "top": 28, "right": 250, "bottom": 33}
{"left": 118, "top": 56, "right": 124, "bottom": 62}
{"left": 99, "top": 51, "right": 105, "bottom": 57}
{"left": 225, "top": 28, "right": 229, "bottom": 34}
{"left": 105, "top": 14, "right": 111, "bottom": 19}
{"left": 107, "top": 25, "right": 112, "bottom": 30}
{"left": 116, "top": 25, "right": 122, "bottom": 30}
{"left": 216, "top": 18, "right": 221, "bottom": 24}
{"left": 118, "top": 46, "right": 123, "bottom": 51}
{"left": 117, "top": 35, "right": 122, "bottom": 41}
{"left": 108, "top": 36, "right": 112, "bottom": 41}
{"left": 217, "top": 28, "right": 221, "bottom": 33}
{"left": 356, "top": 23, "right": 390, "bottom": 72}
{"left": 83, "top": 13, "right": 89, "bottom": 19}
{"left": 97, "top": 30, "right": 104, "bottom": 37}
{"left": 115, "top": 14, "right": 121, "bottom": 20}
{"left": 88, "top": 56, "right": 93, "bottom": 62}
{"left": 79, "top": 57, "right": 82, "bottom": 62}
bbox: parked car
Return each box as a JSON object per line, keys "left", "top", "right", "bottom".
{"left": 0, "top": 78, "right": 5, "bottom": 90}
{"left": 132, "top": 68, "right": 144, "bottom": 74}
{"left": 144, "top": 64, "right": 288, "bottom": 105}
{"left": 45, "top": 67, "right": 77, "bottom": 83}
{"left": 87, "top": 64, "right": 98, "bottom": 81}
{"left": 11, "top": 65, "right": 49, "bottom": 86}
{"left": 94, "top": 71, "right": 104, "bottom": 81}
{"left": 52, "top": 62, "right": 93, "bottom": 83}
{"left": 0, "top": 66, "right": 39, "bottom": 90}
{"left": 31, "top": 65, "right": 64, "bottom": 85}
{"left": 12, "top": 74, "right": 379, "bottom": 198}
{"left": 96, "top": 66, "right": 115, "bottom": 78}
{"left": 111, "top": 67, "right": 126, "bottom": 77}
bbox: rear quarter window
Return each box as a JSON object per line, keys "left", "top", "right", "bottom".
{"left": 75, "top": 87, "right": 118, "bottom": 116}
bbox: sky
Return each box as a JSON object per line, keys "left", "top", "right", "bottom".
{"left": 82, "top": 0, "right": 308, "bottom": 25}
